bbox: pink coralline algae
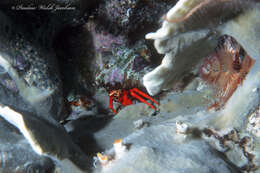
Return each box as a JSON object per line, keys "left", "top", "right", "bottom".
{"left": 86, "top": 21, "right": 125, "bottom": 53}
{"left": 110, "top": 68, "right": 124, "bottom": 85}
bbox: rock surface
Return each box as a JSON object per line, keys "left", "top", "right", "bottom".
{"left": 0, "top": 0, "right": 260, "bottom": 173}
{"left": 0, "top": 117, "right": 55, "bottom": 173}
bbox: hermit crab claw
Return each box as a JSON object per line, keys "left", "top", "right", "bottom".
{"left": 129, "top": 88, "right": 159, "bottom": 110}
{"left": 109, "top": 88, "right": 159, "bottom": 114}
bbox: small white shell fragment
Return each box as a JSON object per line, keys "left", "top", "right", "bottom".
{"left": 133, "top": 119, "right": 149, "bottom": 129}
{"left": 113, "top": 139, "right": 127, "bottom": 159}
{"left": 247, "top": 107, "right": 260, "bottom": 137}
{"left": 133, "top": 119, "right": 144, "bottom": 129}
{"left": 176, "top": 121, "right": 189, "bottom": 134}
{"left": 252, "top": 88, "right": 258, "bottom": 92}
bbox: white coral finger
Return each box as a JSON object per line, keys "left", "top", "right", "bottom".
{"left": 166, "top": 0, "right": 204, "bottom": 21}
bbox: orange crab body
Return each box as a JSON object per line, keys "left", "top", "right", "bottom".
{"left": 109, "top": 88, "right": 159, "bottom": 114}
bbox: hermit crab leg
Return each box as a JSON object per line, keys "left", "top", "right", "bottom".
{"left": 131, "top": 88, "right": 159, "bottom": 105}
{"left": 130, "top": 88, "right": 159, "bottom": 110}
{"left": 130, "top": 91, "right": 157, "bottom": 110}
{"left": 109, "top": 95, "right": 117, "bottom": 114}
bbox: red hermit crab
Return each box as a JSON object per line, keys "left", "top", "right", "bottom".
{"left": 109, "top": 88, "right": 159, "bottom": 114}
